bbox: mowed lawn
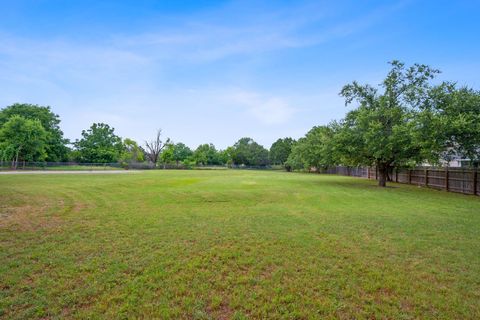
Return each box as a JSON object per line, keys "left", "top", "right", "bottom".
{"left": 1, "top": 170, "right": 479, "bottom": 319}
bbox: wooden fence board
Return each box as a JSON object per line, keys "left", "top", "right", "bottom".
{"left": 329, "top": 166, "right": 479, "bottom": 196}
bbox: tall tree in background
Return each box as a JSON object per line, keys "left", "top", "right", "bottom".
{"left": 74, "top": 123, "right": 123, "bottom": 163}
{"left": 270, "top": 137, "right": 295, "bottom": 167}
{"left": 160, "top": 143, "right": 175, "bottom": 168}
{"left": 145, "top": 129, "right": 170, "bottom": 167}
{"left": 172, "top": 143, "right": 193, "bottom": 165}
{"left": 0, "top": 115, "right": 48, "bottom": 168}
{"left": 286, "top": 126, "right": 337, "bottom": 171}
{"left": 120, "top": 138, "right": 144, "bottom": 164}
{"left": 0, "top": 103, "right": 69, "bottom": 161}
{"left": 231, "top": 137, "right": 269, "bottom": 166}
{"left": 423, "top": 84, "right": 480, "bottom": 166}
{"left": 218, "top": 147, "right": 234, "bottom": 166}
{"left": 193, "top": 143, "right": 220, "bottom": 165}
{"left": 338, "top": 61, "right": 440, "bottom": 187}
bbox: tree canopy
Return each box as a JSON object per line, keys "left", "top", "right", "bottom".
{"left": 423, "top": 84, "right": 480, "bottom": 165}
{"left": 0, "top": 115, "right": 48, "bottom": 168}
{"left": 283, "top": 61, "right": 480, "bottom": 186}
{"left": 172, "top": 143, "right": 193, "bottom": 165}
{"left": 337, "top": 61, "right": 440, "bottom": 186}
{"left": 286, "top": 126, "right": 336, "bottom": 171}
{"left": 231, "top": 137, "right": 269, "bottom": 166}
{"left": 74, "top": 123, "right": 123, "bottom": 163}
{"left": 270, "top": 137, "right": 295, "bottom": 166}
{"left": 0, "top": 103, "right": 69, "bottom": 161}
{"left": 193, "top": 143, "right": 221, "bottom": 165}
{"left": 120, "top": 138, "right": 145, "bottom": 164}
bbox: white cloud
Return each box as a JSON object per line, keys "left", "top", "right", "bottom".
{"left": 0, "top": 1, "right": 411, "bottom": 148}
{"left": 0, "top": 1, "right": 407, "bottom": 85}
{"left": 226, "top": 90, "right": 295, "bottom": 125}
{"left": 105, "top": 2, "right": 408, "bottom": 63}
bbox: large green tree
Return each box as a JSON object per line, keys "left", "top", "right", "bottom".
{"left": 172, "top": 143, "right": 193, "bottom": 165}
{"left": 231, "top": 137, "right": 269, "bottom": 166}
{"left": 74, "top": 123, "right": 123, "bottom": 163}
{"left": 218, "top": 147, "right": 234, "bottom": 166}
{"left": 269, "top": 137, "right": 295, "bottom": 166}
{"left": 423, "top": 84, "right": 480, "bottom": 165}
{"left": 0, "top": 103, "right": 69, "bottom": 161}
{"left": 0, "top": 115, "right": 48, "bottom": 168}
{"left": 160, "top": 143, "right": 175, "bottom": 168}
{"left": 338, "top": 61, "right": 440, "bottom": 187}
{"left": 286, "top": 126, "right": 337, "bottom": 171}
{"left": 193, "top": 143, "right": 221, "bottom": 165}
{"left": 120, "top": 138, "right": 144, "bottom": 164}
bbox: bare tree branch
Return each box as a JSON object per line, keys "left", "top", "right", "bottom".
{"left": 145, "top": 129, "right": 169, "bottom": 167}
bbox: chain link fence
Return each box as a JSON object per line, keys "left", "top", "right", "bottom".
{"left": 0, "top": 161, "right": 282, "bottom": 171}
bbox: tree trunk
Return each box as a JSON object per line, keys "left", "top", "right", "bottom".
{"left": 13, "top": 150, "right": 20, "bottom": 170}
{"left": 377, "top": 163, "right": 389, "bottom": 187}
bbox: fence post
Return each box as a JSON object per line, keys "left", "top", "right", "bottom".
{"left": 395, "top": 167, "right": 398, "bottom": 183}
{"left": 473, "top": 168, "right": 478, "bottom": 195}
{"left": 445, "top": 167, "right": 449, "bottom": 192}
{"left": 425, "top": 168, "right": 428, "bottom": 187}
{"left": 408, "top": 169, "right": 411, "bottom": 184}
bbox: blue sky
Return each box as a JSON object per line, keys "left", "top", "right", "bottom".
{"left": 1, "top": 0, "right": 479, "bottom": 149}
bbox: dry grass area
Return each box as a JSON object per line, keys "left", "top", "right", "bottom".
{"left": 1, "top": 170, "right": 479, "bottom": 319}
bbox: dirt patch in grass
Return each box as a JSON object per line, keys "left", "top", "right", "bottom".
{"left": 0, "top": 197, "right": 89, "bottom": 232}
{"left": 206, "top": 300, "right": 234, "bottom": 320}
{"left": 0, "top": 204, "right": 64, "bottom": 232}
{"left": 217, "top": 303, "right": 234, "bottom": 320}
{"left": 0, "top": 190, "right": 92, "bottom": 232}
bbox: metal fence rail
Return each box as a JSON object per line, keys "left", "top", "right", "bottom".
{"left": 0, "top": 161, "right": 278, "bottom": 171}
{"left": 0, "top": 161, "right": 123, "bottom": 170}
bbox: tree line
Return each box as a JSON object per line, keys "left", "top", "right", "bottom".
{"left": 1, "top": 61, "right": 479, "bottom": 186}
{"left": 0, "top": 104, "right": 273, "bottom": 169}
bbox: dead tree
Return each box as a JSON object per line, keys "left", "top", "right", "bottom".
{"left": 145, "top": 129, "right": 169, "bottom": 167}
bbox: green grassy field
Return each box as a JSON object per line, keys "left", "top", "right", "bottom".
{"left": 1, "top": 170, "right": 479, "bottom": 319}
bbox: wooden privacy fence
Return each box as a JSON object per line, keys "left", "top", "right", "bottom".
{"left": 325, "top": 166, "right": 479, "bottom": 196}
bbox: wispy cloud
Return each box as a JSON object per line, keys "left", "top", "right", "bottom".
{"left": 0, "top": 0, "right": 412, "bottom": 147}
{"left": 225, "top": 89, "right": 295, "bottom": 125}
{"left": 110, "top": 1, "right": 407, "bottom": 63}
{"left": 0, "top": 1, "right": 407, "bottom": 80}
